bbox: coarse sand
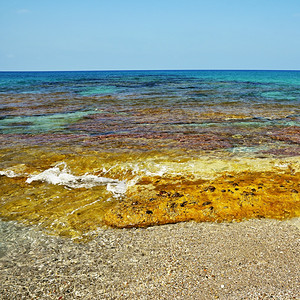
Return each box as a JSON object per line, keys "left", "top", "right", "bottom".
{"left": 0, "top": 218, "right": 299, "bottom": 299}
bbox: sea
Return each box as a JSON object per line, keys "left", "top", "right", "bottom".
{"left": 0, "top": 70, "right": 299, "bottom": 240}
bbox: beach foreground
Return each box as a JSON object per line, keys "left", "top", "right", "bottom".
{"left": 0, "top": 218, "right": 299, "bottom": 299}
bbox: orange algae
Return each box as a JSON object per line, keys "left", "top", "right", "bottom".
{"left": 0, "top": 169, "right": 299, "bottom": 237}
{"left": 0, "top": 149, "right": 299, "bottom": 237}
{"left": 103, "top": 171, "right": 300, "bottom": 228}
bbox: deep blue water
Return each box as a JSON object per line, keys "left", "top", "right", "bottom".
{"left": 0, "top": 70, "right": 300, "bottom": 99}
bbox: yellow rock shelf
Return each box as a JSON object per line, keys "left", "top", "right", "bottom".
{"left": 0, "top": 150, "right": 299, "bottom": 238}
{"left": 104, "top": 171, "right": 300, "bottom": 228}
{"left": 1, "top": 170, "right": 299, "bottom": 238}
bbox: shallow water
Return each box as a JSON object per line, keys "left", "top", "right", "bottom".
{"left": 0, "top": 70, "right": 299, "bottom": 239}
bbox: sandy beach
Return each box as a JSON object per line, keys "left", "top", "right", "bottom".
{"left": 0, "top": 218, "right": 299, "bottom": 299}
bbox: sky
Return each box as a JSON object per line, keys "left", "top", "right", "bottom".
{"left": 0, "top": 0, "right": 300, "bottom": 71}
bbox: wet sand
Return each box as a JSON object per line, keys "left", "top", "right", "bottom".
{"left": 0, "top": 218, "right": 299, "bottom": 299}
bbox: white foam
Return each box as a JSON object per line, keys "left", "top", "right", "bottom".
{"left": 0, "top": 170, "right": 19, "bottom": 178}
{"left": 274, "top": 163, "right": 289, "bottom": 169}
{"left": 25, "top": 162, "right": 126, "bottom": 197}
{"left": 144, "top": 164, "right": 168, "bottom": 177}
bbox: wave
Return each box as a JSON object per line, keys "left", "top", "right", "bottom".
{"left": 0, "top": 162, "right": 126, "bottom": 198}
{"left": 26, "top": 162, "right": 126, "bottom": 197}
{"left": 0, "top": 169, "right": 20, "bottom": 178}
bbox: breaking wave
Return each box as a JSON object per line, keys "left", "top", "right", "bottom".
{"left": 26, "top": 162, "right": 126, "bottom": 197}
{"left": 0, "top": 162, "right": 126, "bottom": 198}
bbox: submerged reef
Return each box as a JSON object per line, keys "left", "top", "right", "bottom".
{"left": 0, "top": 71, "right": 300, "bottom": 239}
{"left": 104, "top": 170, "right": 299, "bottom": 228}
{"left": 0, "top": 150, "right": 299, "bottom": 238}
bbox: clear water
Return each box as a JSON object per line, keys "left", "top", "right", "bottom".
{"left": 0, "top": 70, "right": 299, "bottom": 237}
{"left": 1, "top": 70, "right": 299, "bottom": 134}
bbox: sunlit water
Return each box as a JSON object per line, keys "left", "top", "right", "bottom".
{"left": 0, "top": 70, "right": 299, "bottom": 240}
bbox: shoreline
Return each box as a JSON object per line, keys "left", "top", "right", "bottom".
{"left": 1, "top": 154, "right": 299, "bottom": 236}
{"left": 0, "top": 218, "right": 299, "bottom": 299}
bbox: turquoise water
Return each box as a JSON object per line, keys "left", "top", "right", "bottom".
{"left": 1, "top": 70, "right": 299, "bottom": 94}
{"left": 0, "top": 110, "right": 102, "bottom": 134}
{"left": 0, "top": 70, "right": 299, "bottom": 156}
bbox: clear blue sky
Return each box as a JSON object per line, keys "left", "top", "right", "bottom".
{"left": 1, "top": 0, "right": 300, "bottom": 71}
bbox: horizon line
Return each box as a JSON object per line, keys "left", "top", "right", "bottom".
{"left": 0, "top": 68, "right": 300, "bottom": 73}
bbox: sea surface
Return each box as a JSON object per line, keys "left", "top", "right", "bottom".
{"left": 0, "top": 70, "right": 299, "bottom": 240}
